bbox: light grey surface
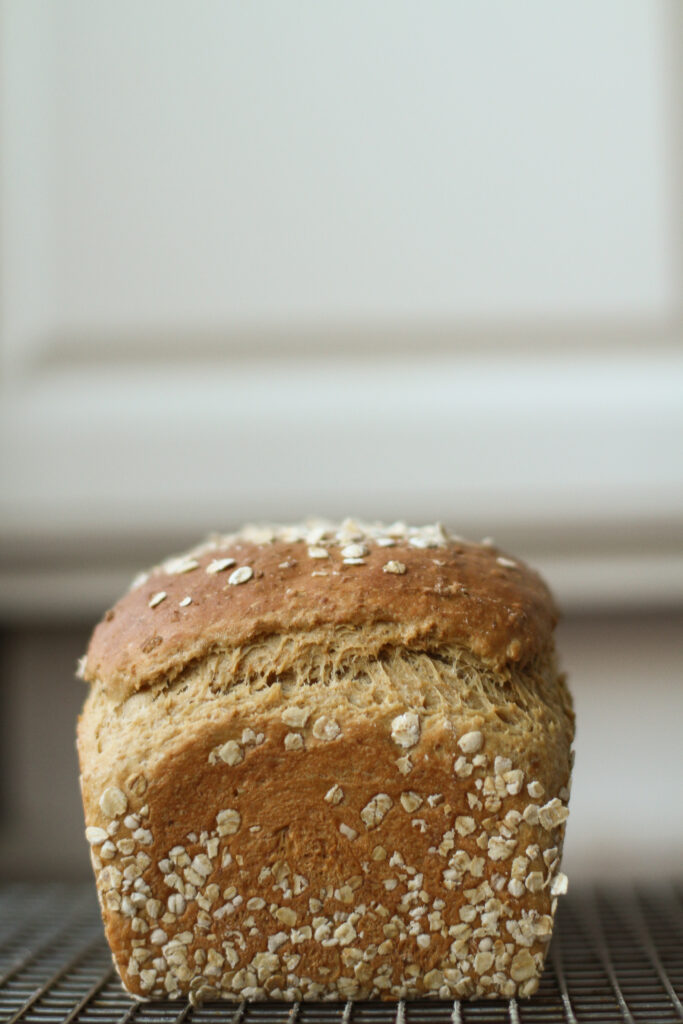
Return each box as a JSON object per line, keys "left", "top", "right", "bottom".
{"left": 558, "top": 612, "right": 683, "bottom": 880}
{"left": 0, "top": 611, "right": 681, "bottom": 881}
{"left": 2, "top": 2, "right": 673, "bottom": 343}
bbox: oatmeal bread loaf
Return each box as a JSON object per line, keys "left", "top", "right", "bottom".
{"left": 77, "top": 519, "right": 574, "bottom": 1003}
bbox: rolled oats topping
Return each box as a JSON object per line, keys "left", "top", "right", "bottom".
{"left": 340, "top": 543, "right": 368, "bottom": 560}
{"left": 550, "top": 872, "right": 569, "bottom": 896}
{"left": 360, "top": 793, "right": 393, "bottom": 829}
{"left": 281, "top": 707, "right": 310, "bottom": 728}
{"left": 307, "top": 546, "right": 329, "bottom": 559}
{"left": 206, "top": 557, "right": 236, "bottom": 574}
{"left": 390, "top": 712, "right": 420, "bottom": 749}
{"left": 284, "top": 732, "right": 304, "bottom": 751}
{"left": 454, "top": 816, "right": 476, "bottom": 836}
{"left": 129, "top": 571, "right": 150, "bottom": 590}
{"left": 508, "top": 878, "right": 525, "bottom": 898}
{"left": 215, "top": 809, "right": 241, "bottom": 836}
{"left": 312, "top": 716, "right": 341, "bottom": 741}
{"left": 458, "top": 730, "right": 483, "bottom": 754}
{"left": 214, "top": 740, "right": 243, "bottom": 766}
{"left": 85, "top": 826, "right": 108, "bottom": 845}
{"left": 99, "top": 786, "right": 128, "bottom": 818}
{"left": 167, "top": 893, "right": 186, "bottom": 915}
{"left": 525, "top": 871, "right": 544, "bottom": 893}
{"left": 504, "top": 769, "right": 524, "bottom": 795}
{"left": 227, "top": 566, "right": 253, "bottom": 586}
{"left": 538, "top": 798, "right": 570, "bottom": 830}
{"left": 334, "top": 921, "right": 357, "bottom": 945}
{"left": 510, "top": 949, "right": 536, "bottom": 982}
{"left": 399, "top": 791, "right": 423, "bottom": 813}
{"left": 164, "top": 557, "right": 200, "bottom": 575}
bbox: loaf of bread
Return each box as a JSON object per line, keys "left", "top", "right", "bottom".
{"left": 77, "top": 519, "right": 574, "bottom": 1003}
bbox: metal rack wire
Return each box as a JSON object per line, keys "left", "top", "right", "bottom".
{"left": 0, "top": 883, "right": 681, "bottom": 1023}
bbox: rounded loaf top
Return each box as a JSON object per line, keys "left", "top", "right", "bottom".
{"left": 82, "top": 519, "right": 558, "bottom": 699}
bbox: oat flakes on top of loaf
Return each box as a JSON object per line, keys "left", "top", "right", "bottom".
{"left": 77, "top": 519, "right": 574, "bottom": 1004}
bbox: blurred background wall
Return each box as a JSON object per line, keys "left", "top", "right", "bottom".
{"left": 0, "top": 1, "right": 681, "bottom": 881}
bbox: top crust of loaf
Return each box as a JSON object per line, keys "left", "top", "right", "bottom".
{"left": 83, "top": 520, "right": 557, "bottom": 700}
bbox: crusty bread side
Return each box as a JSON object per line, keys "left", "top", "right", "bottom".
{"left": 77, "top": 520, "right": 574, "bottom": 1002}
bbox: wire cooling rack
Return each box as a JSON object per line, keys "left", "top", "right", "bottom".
{"left": 0, "top": 883, "right": 681, "bottom": 1023}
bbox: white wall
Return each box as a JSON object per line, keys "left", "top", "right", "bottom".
{"left": 1, "top": 0, "right": 675, "bottom": 345}
{"left": 1, "top": 1, "right": 682, "bottom": 620}
{"left": 559, "top": 613, "right": 683, "bottom": 881}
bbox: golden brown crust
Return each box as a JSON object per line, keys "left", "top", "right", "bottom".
{"left": 77, "top": 521, "right": 572, "bottom": 1003}
{"left": 84, "top": 522, "right": 557, "bottom": 701}
{"left": 78, "top": 646, "right": 573, "bottom": 1002}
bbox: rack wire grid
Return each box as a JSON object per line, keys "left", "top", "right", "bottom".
{"left": 0, "top": 883, "right": 681, "bottom": 1024}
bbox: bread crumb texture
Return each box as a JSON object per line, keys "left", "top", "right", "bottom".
{"left": 77, "top": 519, "right": 574, "bottom": 1003}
